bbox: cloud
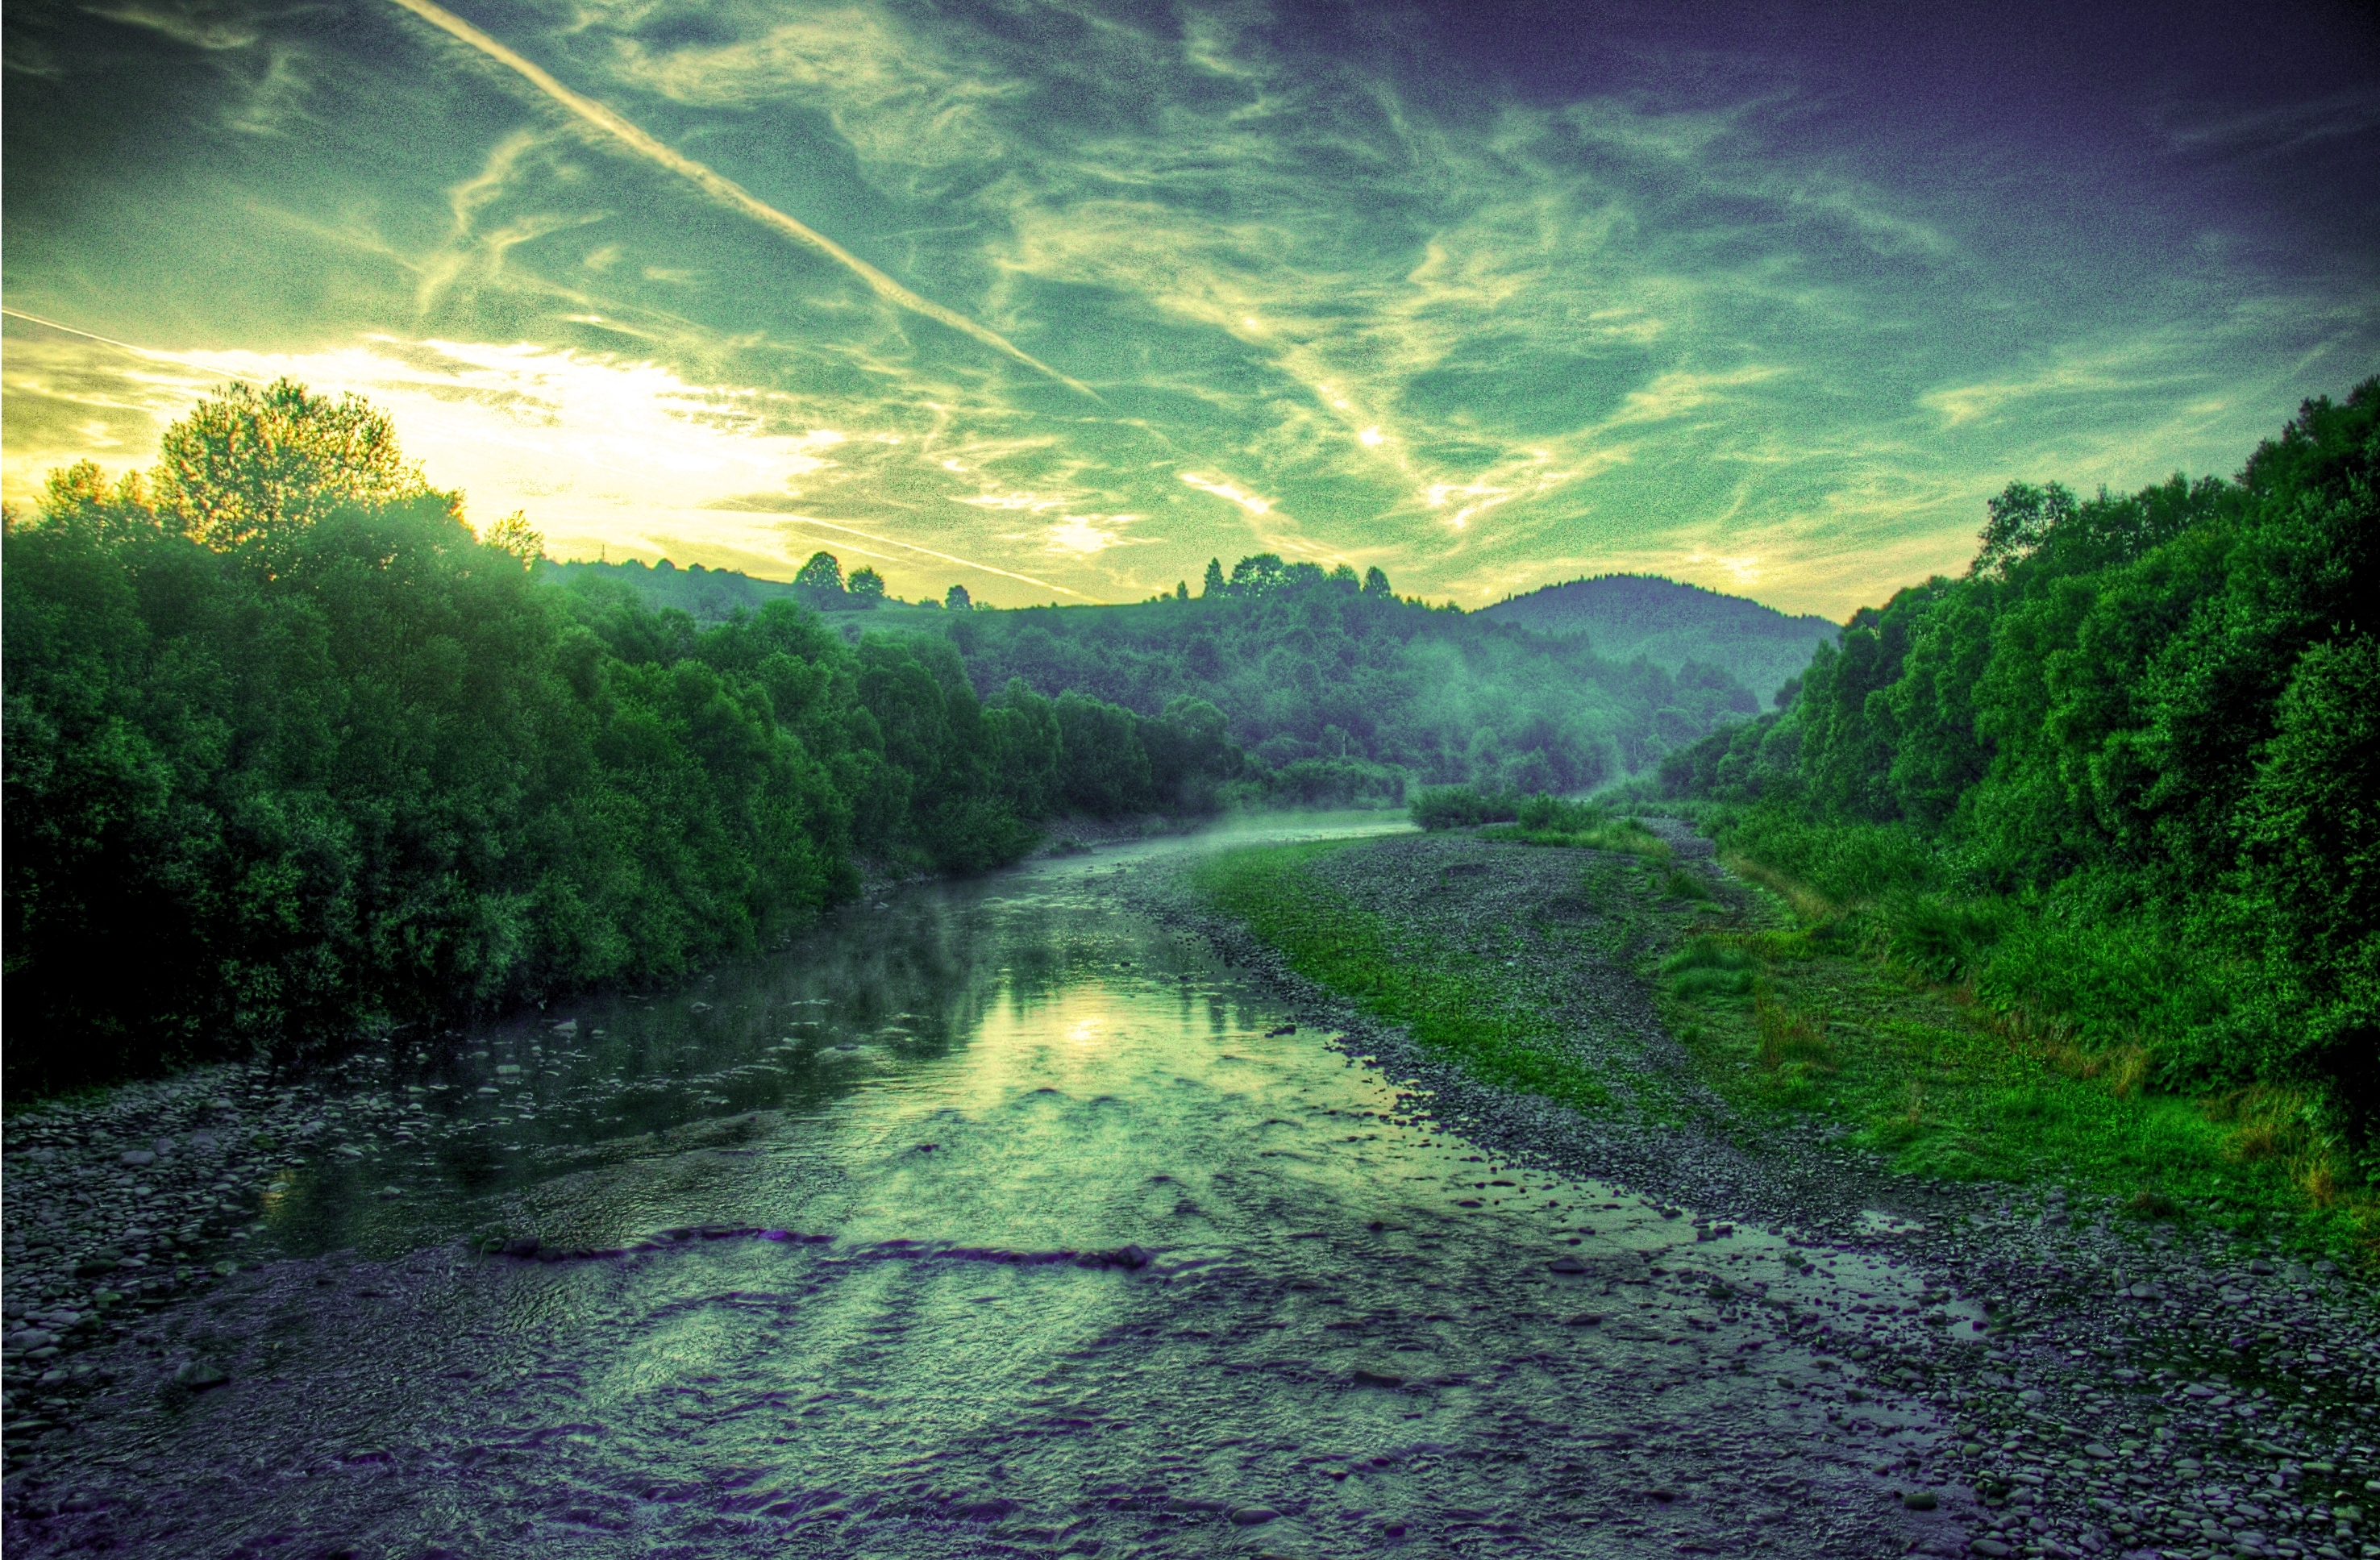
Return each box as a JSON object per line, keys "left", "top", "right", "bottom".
{"left": 377, "top": 0, "right": 1095, "bottom": 396}
{"left": 603, "top": 6, "right": 1016, "bottom": 175}
{"left": 1178, "top": 472, "right": 1275, "bottom": 517}
{"left": 9, "top": 0, "right": 2374, "bottom": 618}
{"left": 1031, "top": 514, "right": 1151, "bottom": 555}
{"left": 85, "top": 2, "right": 260, "bottom": 52}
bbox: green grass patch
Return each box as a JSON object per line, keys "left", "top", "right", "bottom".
{"left": 1481, "top": 817, "right": 1674, "bottom": 859}
{"left": 1662, "top": 910, "right": 2375, "bottom": 1258}
{"left": 1661, "top": 868, "right": 1713, "bottom": 901}
{"left": 1190, "top": 841, "right": 1612, "bottom": 1109}
{"left": 1196, "top": 825, "right": 2372, "bottom": 1260}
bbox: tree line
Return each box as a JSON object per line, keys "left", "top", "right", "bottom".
{"left": 944, "top": 556, "right": 1760, "bottom": 805}
{"left": 2, "top": 381, "right": 1245, "bottom": 1090}
{"left": 1658, "top": 379, "right": 2378, "bottom": 1142}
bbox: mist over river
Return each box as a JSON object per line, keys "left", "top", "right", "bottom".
{"left": 4, "top": 818, "right": 1976, "bottom": 1558}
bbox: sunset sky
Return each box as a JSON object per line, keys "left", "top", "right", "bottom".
{"left": 5, "top": 0, "right": 2376, "bottom": 614}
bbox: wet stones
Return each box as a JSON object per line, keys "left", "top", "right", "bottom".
{"left": 169, "top": 1361, "right": 228, "bottom": 1392}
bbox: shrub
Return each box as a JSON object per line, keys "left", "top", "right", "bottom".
{"left": 1411, "top": 784, "right": 1520, "bottom": 830}
{"left": 1662, "top": 868, "right": 1713, "bottom": 901}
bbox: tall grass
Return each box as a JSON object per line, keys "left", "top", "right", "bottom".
{"left": 1409, "top": 784, "right": 1675, "bottom": 859}
{"left": 1683, "top": 803, "right": 2376, "bottom": 1252}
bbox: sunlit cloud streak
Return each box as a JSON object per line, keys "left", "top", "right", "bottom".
{"left": 377, "top": 0, "right": 1098, "bottom": 398}
{"left": 3, "top": 0, "right": 2374, "bottom": 617}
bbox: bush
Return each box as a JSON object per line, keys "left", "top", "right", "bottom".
{"left": 1411, "top": 784, "right": 1519, "bottom": 830}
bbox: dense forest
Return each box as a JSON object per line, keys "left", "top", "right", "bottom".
{"left": 1481, "top": 573, "right": 1841, "bottom": 704}
{"left": 1658, "top": 380, "right": 2378, "bottom": 1144}
{"left": 2, "top": 382, "right": 1246, "bottom": 1089}
{"left": 551, "top": 552, "right": 1768, "bottom": 807}
{"left": 543, "top": 549, "right": 913, "bottom": 622}
{"left": 941, "top": 565, "right": 1759, "bottom": 803}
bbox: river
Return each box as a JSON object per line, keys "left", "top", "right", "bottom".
{"left": 7, "top": 817, "right": 1973, "bottom": 1558}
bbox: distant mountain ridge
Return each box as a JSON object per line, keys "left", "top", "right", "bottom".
{"left": 1481, "top": 574, "right": 1838, "bottom": 702}
{"left": 548, "top": 557, "right": 1837, "bottom": 702}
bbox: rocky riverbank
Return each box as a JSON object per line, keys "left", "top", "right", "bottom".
{"left": 1142, "top": 830, "right": 2380, "bottom": 1560}
{"left": 2, "top": 1053, "right": 403, "bottom": 1439}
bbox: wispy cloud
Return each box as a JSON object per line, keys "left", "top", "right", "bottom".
{"left": 378, "top": 0, "right": 1096, "bottom": 396}
{"left": 7, "top": 0, "right": 2374, "bottom": 618}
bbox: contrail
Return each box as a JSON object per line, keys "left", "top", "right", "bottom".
{"left": 1, "top": 307, "right": 262, "bottom": 381}
{"left": 381, "top": 0, "right": 1097, "bottom": 400}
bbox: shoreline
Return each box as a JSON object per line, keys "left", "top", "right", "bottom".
{"left": 1128, "top": 831, "right": 2380, "bottom": 1560}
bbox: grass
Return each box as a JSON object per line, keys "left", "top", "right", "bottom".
{"left": 1189, "top": 841, "right": 1612, "bottom": 1110}
{"left": 1482, "top": 817, "right": 1673, "bottom": 859}
{"left": 1658, "top": 892, "right": 2377, "bottom": 1263}
{"left": 1195, "top": 828, "right": 2376, "bottom": 1262}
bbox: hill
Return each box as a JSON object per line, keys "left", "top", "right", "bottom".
{"left": 1480, "top": 574, "right": 1839, "bottom": 703}
{"left": 938, "top": 560, "right": 1759, "bottom": 792}
{"left": 541, "top": 557, "right": 954, "bottom": 639}
{"left": 545, "top": 553, "right": 1763, "bottom": 796}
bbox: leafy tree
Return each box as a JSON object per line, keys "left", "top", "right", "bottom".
{"left": 847, "top": 567, "right": 886, "bottom": 601}
{"left": 1201, "top": 558, "right": 1225, "bottom": 597}
{"left": 484, "top": 511, "right": 543, "bottom": 565}
{"left": 1660, "top": 376, "right": 2380, "bottom": 1128}
{"left": 945, "top": 584, "right": 973, "bottom": 611}
{"left": 795, "top": 551, "right": 844, "bottom": 592}
{"left": 156, "top": 378, "right": 437, "bottom": 563}
{"left": 2, "top": 384, "right": 1258, "bottom": 1093}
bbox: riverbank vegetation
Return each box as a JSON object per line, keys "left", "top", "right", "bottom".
{"left": 2, "top": 382, "right": 1243, "bottom": 1092}
{"left": 1188, "top": 840, "right": 1613, "bottom": 1111}
{"left": 1199, "top": 826, "right": 2375, "bottom": 1254}
{"left": 1650, "top": 381, "right": 2375, "bottom": 1195}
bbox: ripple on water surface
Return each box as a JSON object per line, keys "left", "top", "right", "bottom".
{"left": 10, "top": 828, "right": 1973, "bottom": 1558}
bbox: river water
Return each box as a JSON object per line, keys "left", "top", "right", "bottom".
{"left": 14, "top": 818, "right": 1972, "bottom": 1558}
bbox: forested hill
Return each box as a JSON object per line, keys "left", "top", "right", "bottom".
{"left": 1481, "top": 574, "right": 1839, "bottom": 703}
{"left": 551, "top": 555, "right": 1766, "bottom": 797}
{"left": 942, "top": 568, "right": 1758, "bottom": 796}
{"left": 543, "top": 556, "right": 812, "bottom": 621}
{"left": 541, "top": 555, "right": 943, "bottom": 628}
{"left": 1658, "top": 377, "right": 2378, "bottom": 1139}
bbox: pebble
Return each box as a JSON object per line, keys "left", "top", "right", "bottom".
{"left": 1134, "top": 834, "right": 2380, "bottom": 1560}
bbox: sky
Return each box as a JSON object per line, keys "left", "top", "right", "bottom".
{"left": 5, "top": 0, "right": 2377, "bottom": 616}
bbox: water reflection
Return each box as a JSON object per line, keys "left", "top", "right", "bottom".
{"left": 19, "top": 813, "right": 1972, "bottom": 1559}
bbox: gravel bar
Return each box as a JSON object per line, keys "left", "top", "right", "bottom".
{"left": 1133, "top": 829, "right": 2380, "bottom": 1560}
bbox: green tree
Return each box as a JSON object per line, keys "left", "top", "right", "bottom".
{"left": 945, "top": 584, "right": 972, "bottom": 611}
{"left": 795, "top": 551, "right": 844, "bottom": 592}
{"left": 847, "top": 567, "right": 886, "bottom": 601}
{"left": 484, "top": 511, "right": 543, "bottom": 567}
{"left": 156, "top": 378, "right": 437, "bottom": 562}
